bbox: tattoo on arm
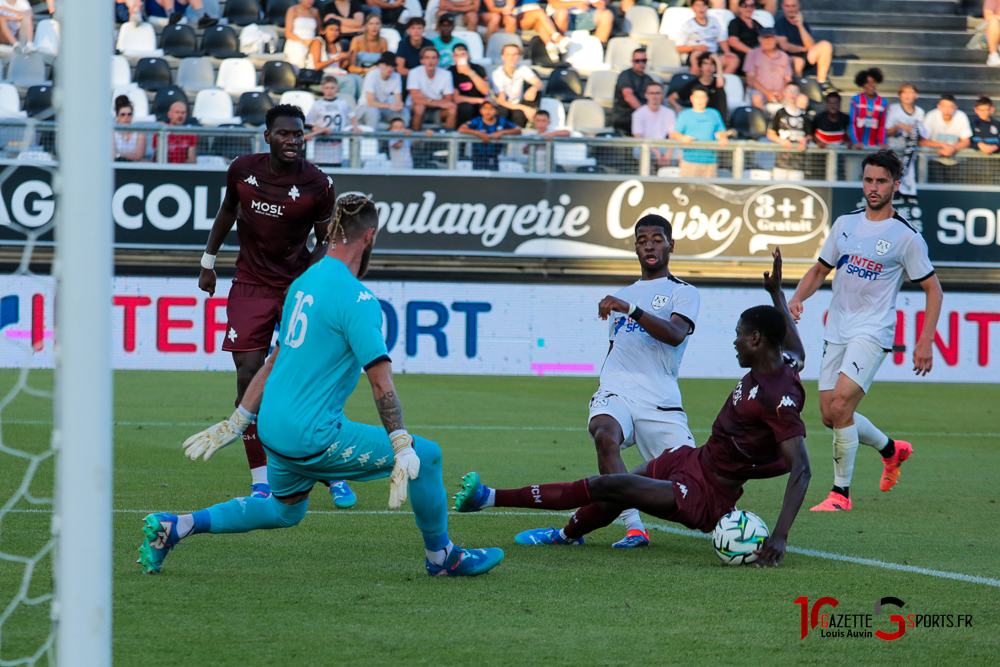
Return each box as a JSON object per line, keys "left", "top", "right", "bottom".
{"left": 375, "top": 390, "right": 405, "bottom": 434}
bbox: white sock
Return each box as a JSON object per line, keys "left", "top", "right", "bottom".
{"left": 833, "top": 424, "right": 860, "bottom": 488}
{"left": 176, "top": 514, "right": 194, "bottom": 539}
{"left": 620, "top": 508, "right": 644, "bottom": 533}
{"left": 558, "top": 528, "right": 570, "bottom": 542}
{"left": 484, "top": 488, "right": 496, "bottom": 507}
{"left": 854, "top": 413, "right": 890, "bottom": 451}
{"left": 250, "top": 466, "right": 268, "bottom": 486}
{"left": 426, "top": 541, "right": 455, "bottom": 566}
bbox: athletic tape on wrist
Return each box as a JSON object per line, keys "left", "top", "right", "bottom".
{"left": 201, "top": 252, "right": 216, "bottom": 270}
{"left": 627, "top": 303, "right": 636, "bottom": 316}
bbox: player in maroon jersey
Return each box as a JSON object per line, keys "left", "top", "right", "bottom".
{"left": 197, "top": 104, "right": 356, "bottom": 506}
{"left": 454, "top": 249, "right": 812, "bottom": 567}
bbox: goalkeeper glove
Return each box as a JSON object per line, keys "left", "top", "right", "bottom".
{"left": 182, "top": 406, "right": 255, "bottom": 461}
{"left": 388, "top": 429, "right": 420, "bottom": 509}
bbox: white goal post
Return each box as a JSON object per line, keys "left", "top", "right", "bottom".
{"left": 53, "top": 1, "right": 113, "bottom": 665}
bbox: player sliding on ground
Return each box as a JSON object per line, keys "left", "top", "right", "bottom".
{"left": 789, "top": 148, "right": 943, "bottom": 512}
{"left": 139, "top": 195, "right": 503, "bottom": 577}
{"left": 197, "top": 104, "right": 357, "bottom": 509}
{"left": 456, "top": 249, "right": 811, "bottom": 567}
{"left": 586, "top": 214, "right": 700, "bottom": 549}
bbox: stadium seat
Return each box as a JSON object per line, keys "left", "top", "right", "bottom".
{"left": 113, "top": 84, "right": 156, "bottom": 123}
{"left": 554, "top": 130, "right": 596, "bottom": 168}
{"left": 0, "top": 82, "right": 25, "bottom": 118}
{"left": 752, "top": 9, "right": 775, "bottom": 28}
{"left": 543, "top": 67, "right": 583, "bottom": 102}
{"left": 265, "top": 0, "right": 298, "bottom": 26}
{"left": 565, "top": 33, "right": 610, "bottom": 76}
{"left": 381, "top": 27, "right": 401, "bottom": 54}
{"left": 666, "top": 72, "right": 695, "bottom": 96}
{"left": 723, "top": 73, "right": 745, "bottom": 113}
{"left": 485, "top": 33, "right": 523, "bottom": 65}
{"left": 424, "top": 0, "right": 440, "bottom": 32}
{"left": 202, "top": 25, "right": 244, "bottom": 59}
{"left": 7, "top": 53, "right": 50, "bottom": 88}
{"left": 160, "top": 24, "right": 202, "bottom": 58}
{"left": 152, "top": 86, "right": 190, "bottom": 122}
{"left": 566, "top": 98, "right": 610, "bottom": 135}
{"left": 216, "top": 58, "right": 264, "bottom": 96}
{"left": 261, "top": 60, "right": 298, "bottom": 93}
{"left": 134, "top": 57, "right": 173, "bottom": 92}
{"left": 707, "top": 9, "right": 735, "bottom": 40}
{"left": 625, "top": 6, "right": 660, "bottom": 43}
{"left": 237, "top": 91, "right": 274, "bottom": 126}
{"left": 528, "top": 36, "right": 560, "bottom": 68}
{"left": 116, "top": 22, "right": 164, "bottom": 58}
{"left": 111, "top": 55, "right": 132, "bottom": 88}
{"left": 452, "top": 30, "right": 487, "bottom": 65}
{"left": 604, "top": 36, "right": 642, "bottom": 71}
{"left": 24, "top": 85, "right": 54, "bottom": 119}
{"left": 279, "top": 89, "right": 317, "bottom": 116}
{"left": 730, "top": 105, "right": 768, "bottom": 139}
{"left": 35, "top": 19, "right": 59, "bottom": 57}
{"left": 224, "top": 0, "right": 263, "bottom": 26}
{"left": 647, "top": 37, "right": 684, "bottom": 76}
{"left": 583, "top": 70, "right": 617, "bottom": 108}
{"left": 794, "top": 76, "right": 823, "bottom": 104}
{"left": 660, "top": 7, "right": 694, "bottom": 41}
{"left": 193, "top": 88, "right": 242, "bottom": 126}
{"left": 177, "top": 57, "right": 216, "bottom": 94}
{"left": 539, "top": 97, "right": 566, "bottom": 128}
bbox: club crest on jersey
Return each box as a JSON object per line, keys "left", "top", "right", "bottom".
{"left": 875, "top": 238, "right": 892, "bottom": 256}
{"left": 651, "top": 294, "right": 669, "bottom": 311}
{"left": 288, "top": 185, "right": 300, "bottom": 201}
{"left": 244, "top": 175, "right": 258, "bottom": 186}
{"left": 228, "top": 328, "right": 237, "bottom": 342}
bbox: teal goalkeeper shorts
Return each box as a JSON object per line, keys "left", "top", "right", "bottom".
{"left": 264, "top": 418, "right": 395, "bottom": 497}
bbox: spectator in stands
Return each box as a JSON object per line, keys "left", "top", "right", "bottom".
{"left": 439, "top": 0, "right": 479, "bottom": 32}
{"left": 513, "top": 0, "right": 571, "bottom": 62}
{"left": 113, "top": 96, "right": 147, "bottom": 162}
{"left": 919, "top": 94, "right": 972, "bottom": 182}
{"left": 388, "top": 116, "right": 414, "bottom": 168}
{"left": 310, "top": 18, "right": 351, "bottom": 72}
{"left": 143, "top": 0, "right": 217, "bottom": 28}
{"left": 848, "top": 67, "right": 887, "bottom": 148}
{"left": 283, "top": 0, "right": 323, "bottom": 69}
{"left": 522, "top": 109, "right": 570, "bottom": 171}
{"left": 408, "top": 46, "right": 457, "bottom": 130}
{"left": 984, "top": 0, "right": 1000, "bottom": 66}
{"left": 449, "top": 43, "right": 490, "bottom": 127}
{"left": 153, "top": 101, "right": 197, "bottom": 164}
{"left": 668, "top": 52, "right": 727, "bottom": 122}
{"left": 366, "top": 0, "right": 406, "bottom": 29}
{"left": 431, "top": 14, "right": 460, "bottom": 67}
{"left": 491, "top": 44, "right": 543, "bottom": 127}
{"left": 349, "top": 14, "right": 388, "bottom": 76}
{"left": 970, "top": 96, "right": 1000, "bottom": 183}
{"left": 775, "top": 0, "right": 833, "bottom": 90}
{"left": 612, "top": 48, "right": 655, "bottom": 135}
{"left": 322, "top": 0, "right": 365, "bottom": 41}
{"left": 395, "top": 17, "right": 433, "bottom": 79}
{"left": 632, "top": 82, "right": 676, "bottom": 168}
{"left": 670, "top": 88, "right": 728, "bottom": 177}
{"left": 459, "top": 100, "right": 521, "bottom": 170}
{"left": 358, "top": 52, "right": 410, "bottom": 127}
{"left": 767, "top": 82, "right": 813, "bottom": 174}
{"left": 812, "top": 91, "right": 852, "bottom": 148}
{"left": 744, "top": 28, "right": 792, "bottom": 111}
{"left": 676, "top": 0, "right": 740, "bottom": 74}
{"left": 727, "top": 0, "right": 762, "bottom": 71}
{"left": 0, "top": 0, "right": 32, "bottom": 44}
{"left": 479, "top": 0, "right": 517, "bottom": 40}
{"left": 885, "top": 83, "right": 924, "bottom": 195}
{"left": 115, "top": 0, "right": 143, "bottom": 23}
{"left": 549, "top": 0, "right": 614, "bottom": 46}
{"left": 305, "top": 77, "right": 361, "bottom": 164}
{"left": 726, "top": 0, "right": 776, "bottom": 13}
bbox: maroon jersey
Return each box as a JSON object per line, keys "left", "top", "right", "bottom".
{"left": 227, "top": 153, "right": 335, "bottom": 288}
{"left": 702, "top": 361, "right": 807, "bottom": 480}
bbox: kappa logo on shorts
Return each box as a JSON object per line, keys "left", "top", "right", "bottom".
{"left": 651, "top": 294, "right": 669, "bottom": 311}
{"left": 358, "top": 452, "right": 370, "bottom": 465}
{"left": 228, "top": 328, "right": 237, "bottom": 342}
{"left": 244, "top": 175, "right": 258, "bottom": 186}
{"left": 341, "top": 445, "right": 356, "bottom": 460}
{"left": 676, "top": 483, "right": 688, "bottom": 498}
{"left": 374, "top": 455, "right": 389, "bottom": 467}
{"left": 876, "top": 239, "right": 892, "bottom": 256}
{"left": 778, "top": 396, "right": 797, "bottom": 408}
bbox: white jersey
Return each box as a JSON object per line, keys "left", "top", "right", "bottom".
{"left": 677, "top": 17, "right": 725, "bottom": 53}
{"left": 599, "top": 275, "right": 700, "bottom": 409}
{"left": 306, "top": 98, "right": 355, "bottom": 133}
{"left": 818, "top": 209, "right": 935, "bottom": 349}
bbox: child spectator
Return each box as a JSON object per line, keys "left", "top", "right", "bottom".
{"left": 305, "top": 76, "right": 362, "bottom": 164}
{"left": 458, "top": 100, "right": 521, "bottom": 170}
{"left": 812, "top": 91, "right": 851, "bottom": 148}
{"left": 670, "top": 88, "right": 728, "bottom": 177}
{"left": 668, "top": 52, "right": 727, "bottom": 122}
{"left": 767, "top": 82, "right": 813, "bottom": 175}
{"left": 848, "top": 67, "right": 887, "bottom": 147}
{"left": 885, "top": 83, "right": 924, "bottom": 195}
{"left": 388, "top": 116, "right": 414, "bottom": 169}
{"left": 677, "top": 0, "right": 740, "bottom": 74}
{"left": 522, "top": 109, "right": 570, "bottom": 171}
{"left": 970, "top": 96, "right": 1000, "bottom": 184}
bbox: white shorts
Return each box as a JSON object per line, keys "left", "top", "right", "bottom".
{"left": 818, "top": 338, "right": 889, "bottom": 393}
{"left": 588, "top": 389, "right": 696, "bottom": 461}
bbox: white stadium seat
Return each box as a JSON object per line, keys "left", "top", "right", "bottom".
{"left": 539, "top": 97, "right": 566, "bottom": 128}
{"left": 647, "top": 37, "right": 684, "bottom": 75}
{"left": 583, "top": 70, "right": 617, "bottom": 108}
{"left": 215, "top": 58, "right": 264, "bottom": 96}
{"left": 35, "top": 19, "right": 60, "bottom": 57}
{"left": 624, "top": 6, "right": 660, "bottom": 43}
{"left": 604, "top": 36, "right": 642, "bottom": 71}
{"left": 194, "top": 88, "right": 242, "bottom": 126}
{"left": 452, "top": 30, "right": 487, "bottom": 66}
{"left": 7, "top": 53, "right": 50, "bottom": 88}
{"left": 0, "top": 82, "right": 25, "bottom": 118}
{"left": 177, "top": 57, "right": 216, "bottom": 93}
{"left": 565, "top": 32, "right": 609, "bottom": 76}
{"left": 116, "top": 22, "right": 164, "bottom": 58}
{"left": 381, "top": 28, "right": 401, "bottom": 54}
{"left": 111, "top": 55, "right": 132, "bottom": 88}
{"left": 723, "top": 73, "right": 746, "bottom": 112}
{"left": 424, "top": 0, "right": 440, "bottom": 32}
{"left": 707, "top": 9, "right": 735, "bottom": 40}
{"left": 752, "top": 9, "right": 775, "bottom": 28}
{"left": 566, "top": 98, "right": 609, "bottom": 135}
{"left": 660, "top": 7, "right": 694, "bottom": 41}
{"left": 280, "top": 90, "right": 317, "bottom": 117}
{"left": 485, "top": 33, "right": 523, "bottom": 64}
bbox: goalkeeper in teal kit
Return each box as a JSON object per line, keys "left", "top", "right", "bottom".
{"left": 138, "top": 194, "right": 503, "bottom": 577}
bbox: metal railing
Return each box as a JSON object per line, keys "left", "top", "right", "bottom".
{"left": 7, "top": 119, "right": 1000, "bottom": 185}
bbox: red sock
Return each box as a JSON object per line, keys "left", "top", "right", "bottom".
{"left": 242, "top": 420, "right": 267, "bottom": 469}
{"left": 494, "top": 479, "right": 591, "bottom": 510}
{"left": 564, "top": 502, "right": 620, "bottom": 539}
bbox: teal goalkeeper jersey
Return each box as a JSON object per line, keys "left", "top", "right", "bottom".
{"left": 257, "top": 256, "right": 389, "bottom": 459}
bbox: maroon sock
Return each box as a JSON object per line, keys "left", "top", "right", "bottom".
{"left": 494, "top": 479, "right": 591, "bottom": 510}
{"left": 564, "top": 502, "right": 620, "bottom": 539}
{"left": 242, "top": 421, "right": 268, "bottom": 469}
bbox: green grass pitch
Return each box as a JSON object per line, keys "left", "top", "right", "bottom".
{"left": 1, "top": 370, "right": 999, "bottom": 666}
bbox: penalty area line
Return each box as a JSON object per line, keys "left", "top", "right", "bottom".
{"left": 9, "top": 508, "right": 999, "bottom": 588}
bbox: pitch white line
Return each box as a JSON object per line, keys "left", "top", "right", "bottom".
{"left": 7, "top": 508, "right": 999, "bottom": 587}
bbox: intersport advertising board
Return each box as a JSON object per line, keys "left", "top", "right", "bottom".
{"left": 2, "top": 276, "right": 997, "bottom": 383}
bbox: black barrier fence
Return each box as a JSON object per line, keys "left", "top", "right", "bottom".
{"left": 0, "top": 163, "right": 998, "bottom": 266}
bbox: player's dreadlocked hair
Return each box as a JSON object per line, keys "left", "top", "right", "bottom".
{"left": 325, "top": 193, "right": 378, "bottom": 247}
{"left": 739, "top": 305, "right": 787, "bottom": 347}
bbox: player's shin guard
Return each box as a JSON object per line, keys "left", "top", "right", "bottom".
{"left": 854, "top": 413, "right": 890, "bottom": 451}
{"left": 409, "top": 437, "right": 450, "bottom": 552}
{"left": 206, "top": 495, "right": 308, "bottom": 533}
{"left": 494, "top": 479, "right": 591, "bottom": 510}
{"left": 564, "top": 502, "right": 620, "bottom": 540}
{"left": 832, "top": 424, "right": 860, "bottom": 488}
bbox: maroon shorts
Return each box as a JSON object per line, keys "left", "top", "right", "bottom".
{"left": 647, "top": 446, "right": 743, "bottom": 533}
{"left": 222, "top": 281, "right": 286, "bottom": 352}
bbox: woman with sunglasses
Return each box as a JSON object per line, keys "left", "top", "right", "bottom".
{"left": 113, "top": 95, "right": 146, "bottom": 163}
{"left": 727, "top": 0, "right": 762, "bottom": 71}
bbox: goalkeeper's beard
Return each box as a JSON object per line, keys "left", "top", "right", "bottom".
{"left": 358, "top": 241, "right": 374, "bottom": 279}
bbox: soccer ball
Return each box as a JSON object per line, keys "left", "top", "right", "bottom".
{"left": 712, "top": 510, "right": 770, "bottom": 566}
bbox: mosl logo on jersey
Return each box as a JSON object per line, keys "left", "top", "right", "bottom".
{"left": 251, "top": 200, "right": 284, "bottom": 217}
